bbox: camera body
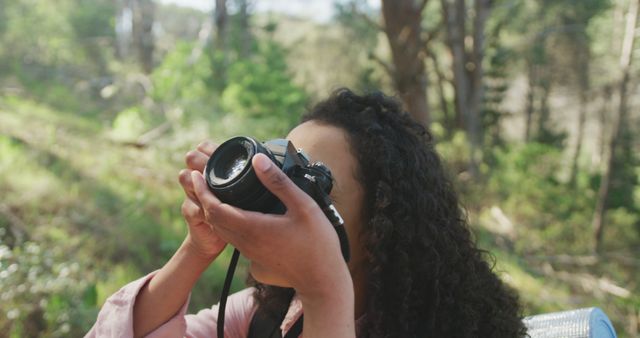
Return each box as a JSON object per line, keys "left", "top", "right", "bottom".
{"left": 204, "top": 136, "right": 349, "bottom": 261}
{"left": 204, "top": 136, "right": 330, "bottom": 212}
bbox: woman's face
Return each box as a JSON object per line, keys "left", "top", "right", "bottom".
{"left": 249, "top": 120, "right": 367, "bottom": 286}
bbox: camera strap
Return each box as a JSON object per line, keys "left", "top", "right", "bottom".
{"left": 216, "top": 249, "right": 305, "bottom": 338}
{"left": 284, "top": 316, "right": 304, "bottom": 338}
{"left": 217, "top": 248, "right": 240, "bottom": 338}
{"left": 247, "top": 309, "right": 304, "bottom": 338}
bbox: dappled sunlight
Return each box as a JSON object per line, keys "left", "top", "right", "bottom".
{"left": 0, "top": 0, "right": 638, "bottom": 336}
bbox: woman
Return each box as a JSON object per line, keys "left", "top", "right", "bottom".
{"left": 86, "top": 89, "right": 527, "bottom": 337}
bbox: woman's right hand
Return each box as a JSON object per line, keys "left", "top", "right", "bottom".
{"left": 178, "top": 141, "right": 227, "bottom": 259}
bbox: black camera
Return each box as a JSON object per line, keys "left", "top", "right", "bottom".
{"left": 204, "top": 136, "right": 350, "bottom": 337}
{"left": 204, "top": 136, "right": 350, "bottom": 261}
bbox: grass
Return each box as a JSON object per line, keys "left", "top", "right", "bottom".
{"left": 0, "top": 96, "right": 247, "bottom": 336}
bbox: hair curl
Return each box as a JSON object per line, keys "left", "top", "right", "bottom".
{"left": 252, "top": 88, "right": 527, "bottom": 337}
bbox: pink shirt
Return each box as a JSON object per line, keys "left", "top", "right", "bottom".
{"left": 85, "top": 271, "right": 358, "bottom": 338}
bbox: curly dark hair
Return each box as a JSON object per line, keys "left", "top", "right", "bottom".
{"left": 251, "top": 88, "right": 527, "bottom": 337}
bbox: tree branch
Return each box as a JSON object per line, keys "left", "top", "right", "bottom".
{"left": 421, "top": 18, "right": 443, "bottom": 45}
{"left": 350, "top": 3, "right": 385, "bottom": 32}
{"left": 418, "top": 0, "right": 430, "bottom": 14}
{"left": 368, "top": 52, "right": 395, "bottom": 78}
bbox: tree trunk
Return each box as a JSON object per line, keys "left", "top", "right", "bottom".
{"left": 569, "top": 48, "right": 590, "bottom": 188}
{"left": 115, "top": 0, "right": 133, "bottom": 60}
{"left": 466, "top": 0, "right": 491, "bottom": 177}
{"left": 569, "top": 85, "right": 587, "bottom": 187}
{"left": 133, "top": 0, "right": 155, "bottom": 73}
{"left": 536, "top": 71, "right": 552, "bottom": 142}
{"left": 213, "top": 0, "right": 228, "bottom": 84}
{"left": 442, "top": 0, "right": 490, "bottom": 177}
{"left": 592, "top": 0, "right": 639, "bottom": 253}
{"left": 598, "top": 85, "right": 612, "bottom": 163}
{"left": 215, "top": 0, "right": 228, "bottom": 51}
{"left": 237, "top": 0, "right": 252, "bottom": 58}
{"left": 0, "top": 0, "right": 6, "bottom": 34}
{"left": 381, "top": 0, "right": 430, "bottom": 127}
{"left": 428, "top": 49, "right": 452, "bottom": 133}
{"left": 524, "top": 59, "right": 536, "bottom": 142}
{"left": 442, "top": 0, "right": 468, "bottom": 131}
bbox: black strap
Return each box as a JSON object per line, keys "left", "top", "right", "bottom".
{"left": 248, "top": 307, "right": 304, "bottom": 338}
{"left": 217, "top": 249, "right": 241, "bottom": 338}
{"left": 247, "top": 306, "right": 282, "bottom": 338}
{"left": 284, "top": 316, "right": 303, "bottom": 338}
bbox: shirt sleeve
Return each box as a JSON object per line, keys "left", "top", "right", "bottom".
{"left": 184, "top": 287, "right": 257, "bottom": 338}
{"left": 84, "top": 271, "right": 258, "bottom": 338}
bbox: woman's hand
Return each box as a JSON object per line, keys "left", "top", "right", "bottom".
{"left": 178, "top": 141, "right": 227, "bottom": 259}
{"left": 190, "top": 153, "right": 350, "bottom": 294}
{"left": 190, "top": 153, "right": 356, "bottom": 337}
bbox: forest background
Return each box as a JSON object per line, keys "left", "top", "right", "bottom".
{"left": 0, "top": 0, "right": 638, "bottom": 337}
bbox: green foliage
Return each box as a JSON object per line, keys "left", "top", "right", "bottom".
{"left": 69, "top": 0, "right": 115, "bottom": 40}
{"left": 220, "top": 40, "right": 308, "bottom": 133}
{"left": 110, "top": 107, "right": 151, "bottom": 141}
{"left": 483, "top": 45, "right": 514, "bottom": 147}
{"left": 1, "top": 1, "right": 639, "bottom": 336}
{"left": 68, "top": 0, "right": 115, "bottom": 75}
{"left": 334, "top": 0, "right": 379, "bottom": 49}
{"left": 151, "top": 42, "right": 213, "bottom": 110}
{"left": 608, "top": 127, "right": 640, "bottom": 212}
{"left": 486, "top": 143, "right": 588, "bottom": 251}
{"left": 540, "top": 0, "right": 611, "bottom": 24}
{"left": 0, "top": 0, "right": 115, "bottom": 115}
{"left": 0, "top": 0, "right": 76, "bottom": 71}
{"left": 478, "top": 140, "right": 639, "bottom": 255}
{"left": 0, "top": 98, "right": 238, "bottom": 334}
{"left": 433, "top": 124, "right": 471, "bottom": 174}
{"left": 333, "top": 0, "right": 384, "bottom": 92}
{"left": 147, "top": 20, "right": 308, "bottom": 138}
{"left": 0, "top": 0, "right": 7, "bottom": 36}
{"left": 0, "top": 241, "right": 97, "bottom": 337}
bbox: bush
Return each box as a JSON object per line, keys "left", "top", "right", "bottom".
{"left": 220, "top": 40, "right": 308, "bottom": 135}
{"left": 485, "top": 143, "right": 594, "bottom": 253}
{"left": 151, "top": 41, "right": 213, "bottom": 114}
{"left": 0, "top": 240, "right": 97, "bottom": 337}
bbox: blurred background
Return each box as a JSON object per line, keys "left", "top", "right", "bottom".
{"left": 0, "top": 0, "right": 638, "bottom": 336}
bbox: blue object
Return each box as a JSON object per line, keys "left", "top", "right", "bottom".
{"left": 523, "top": 307, "right": 617, "bottom": 338}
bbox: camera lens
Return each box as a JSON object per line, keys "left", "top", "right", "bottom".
{"left": 206, "top": 139, "right": 251, "bottom": 185}
{"left": 224, "top": 155, "right": 247, "bottom": 180}
{"left": 204, "top": 136, "right": 281, "bottom": 213}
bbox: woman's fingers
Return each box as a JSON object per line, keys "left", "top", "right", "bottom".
{"left": 184, "top": 141, "right": 218, "bottom": 172}
{"left": 181, "top": 198, "right": 205, "bottom": 225}
{"left": 190, "top": 170, "right": 272, "bottom": 249}
{"left": 190, "top": 171, "right": 242, "bottom": 232}
{"left": 178, "top": 169, "right": 201, "bottom": 203}
{"left": 189, "top": 153, "right": 319, "bottom": 250}
{"left": 251, "top": 153, "right": 316, "bottom": 216}
{"left": 190, "top": 171, "right": 223, "bottom": 213}
{"left": 179, "top": 140, "right": 221, "bottom": 217}
{"left": 197, "top": 141, "right": 217, "bottom": 156}
{"left": 185, "top": 150, "right": 209, "bottom": 172}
